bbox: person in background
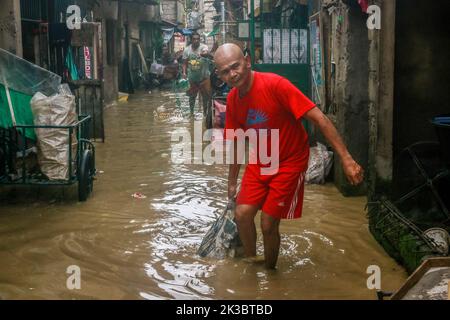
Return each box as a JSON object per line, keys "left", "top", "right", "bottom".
{"left": 182, "top": 32, "right": 212, "bottom": 115}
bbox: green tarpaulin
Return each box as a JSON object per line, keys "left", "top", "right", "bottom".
{"left": 0, "top": 48, "right": 62, "bottom": 141}
{"left": 0, "top": 84, "right": 35, "bottom": 140}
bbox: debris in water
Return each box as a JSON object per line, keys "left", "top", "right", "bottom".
{"left": 131, "top": 192, "right": 147, "bottom": 199}
{"left": 118, "top": 92, "right": 129, "bottom": 102}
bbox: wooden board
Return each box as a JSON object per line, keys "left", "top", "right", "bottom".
{"left": 391, "top": 257, "right": 450, "bottom": 300}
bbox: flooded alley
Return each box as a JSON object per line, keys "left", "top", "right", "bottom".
{"left": 0, "top": 91, "right": 408, "bottom": 300}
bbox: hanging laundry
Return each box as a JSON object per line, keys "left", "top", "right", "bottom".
{"left": 358, "top": 0, "right": 369, "bottom": 13}
{"left": 65, "top": 46, "right": 79, "bottom": 81}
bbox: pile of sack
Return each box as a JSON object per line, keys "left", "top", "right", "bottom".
{"left": 30, "top": 84, "right": 78, "bottom": 180}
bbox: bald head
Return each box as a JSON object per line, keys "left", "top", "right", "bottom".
{"left": 214, "top": 43, "right": 244, "bottom": 64}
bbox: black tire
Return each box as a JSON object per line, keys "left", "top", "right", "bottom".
{"left": 78, "top": 149, "right": 94, "bottom": 201}
{"left": 0, "top": 148, "right": 5, "bottom": 177}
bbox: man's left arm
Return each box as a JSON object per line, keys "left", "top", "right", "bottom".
{"left": 304, "top": 107, "right": 364, "bottom": 186}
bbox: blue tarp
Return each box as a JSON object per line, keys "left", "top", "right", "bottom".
{"left": 176, "top": 28, "right": 194, "bottom": 36}
{"left": 162, "top": 27, "right": 175, "bottom": 44}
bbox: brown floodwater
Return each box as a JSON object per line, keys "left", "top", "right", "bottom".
{"left": 0, "top": 90, "right": 408, "bottom": 299}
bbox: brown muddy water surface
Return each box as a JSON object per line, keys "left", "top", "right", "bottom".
{"left": 0, "top": 91, "right": 408, "bottom": 299}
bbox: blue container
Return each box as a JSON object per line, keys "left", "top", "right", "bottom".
{"left": 431, "top": 114, "right": 450, "bottom": 166}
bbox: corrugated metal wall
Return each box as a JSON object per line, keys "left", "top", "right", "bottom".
{"left": 20, "top": 0, "right": 46, "bottom": 21}
{"left": 20, "top": 0, "right": 88, "bottom": 23}
{"left": 51, "top": 0, "right": 74, "bottom": 23}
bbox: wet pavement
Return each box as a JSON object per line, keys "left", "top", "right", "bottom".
{"left": 0, "top": 90, "right": 408, "bottom": 299}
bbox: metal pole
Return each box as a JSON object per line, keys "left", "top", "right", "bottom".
{"left": 2, "top": 75, "right": 16, "bottom": 126}
{"left": 221, "top": 2, "right": 226, "bottom": 44}
{"left": 250, "top": 0, "right": 255, "bottom": 65}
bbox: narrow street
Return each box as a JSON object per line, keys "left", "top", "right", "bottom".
{"left": 0, "top": 91, "right": 407, "bottom": 299}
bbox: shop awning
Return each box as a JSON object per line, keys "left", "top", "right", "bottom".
{"left": 160, "top": 19, "right": 178, "bottom": 28}
{"left": 175, "top": 28, "right": 194, "bottom": 36}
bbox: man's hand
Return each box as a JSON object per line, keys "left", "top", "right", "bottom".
{"left": 342, "top": 157, "right": 364, "bottom": 186}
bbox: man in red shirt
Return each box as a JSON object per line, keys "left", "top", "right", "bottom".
{"left": 214, "top": 44, "right": 364, "bottom": 269}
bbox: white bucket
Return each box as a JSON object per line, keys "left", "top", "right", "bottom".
{"left": 423, "top": 228, "right": 450, "bottom": 255}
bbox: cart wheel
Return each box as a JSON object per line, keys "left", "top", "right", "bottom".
{"left": 78, "top": 149, "right": 94, "bottom": 201}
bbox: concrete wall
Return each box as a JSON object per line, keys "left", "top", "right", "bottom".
{"left": 324, "top": 1, "right": 370, "bottom": 196}
{"left": 367, "top": 0, "right": 395, "bottom": 198}
{"left": 161, "top": 0, "right": 177, "bottom": 23}
{"left": 94, "top": 0, "right": 119, "bottom": 104}
{"left": 120, "top": 3, "right": 160, "bottom": 39}
{"left": 161, "top": 0, "right": 185, "bottom": 26}
{"left": 0, "top": 0, "right": 22, "bottom": 56}
{"left": 310, "top": 1, "right": 369, "bottom": 196}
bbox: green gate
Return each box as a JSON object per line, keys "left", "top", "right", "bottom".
{"left": 244, "top": 0, "right": 312, "bottom": 133}
{"left": 246, "top": 0, "right": 311, "bottom": 96}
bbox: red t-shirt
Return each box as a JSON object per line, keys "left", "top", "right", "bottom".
{"left": 224, "top": 72, "right": 316, "bottom": 173}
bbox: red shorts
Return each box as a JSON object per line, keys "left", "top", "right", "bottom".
{"left": 237, "top": 166, "right": 306, "bottom": 219}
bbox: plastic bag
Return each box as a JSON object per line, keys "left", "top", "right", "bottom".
{"left": 30, "top": 86, "right": 78, "bottom": 180}
{"left": 174, "top": 78, "right": 190, "bottom": 91}
{"left": 0, "top": 49, "right": 62, "bottom": 140}
{"left": 150, "top": 62, "right": 164, "bottom": 75}
{"left": 0, "top": 48, "right": 61, "bottom": 96}
{"left": 305, "top": 142, "right": 333, "bottom": 184}
{"left": 197, "top": 200, "right": 243, "bottom": 259}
